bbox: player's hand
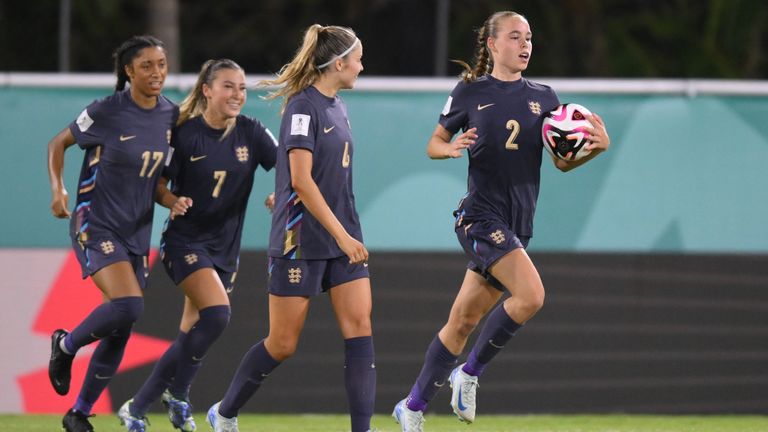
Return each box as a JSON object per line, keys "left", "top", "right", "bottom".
{"left": 447, "top": 127, "right": 477, "bottom": 158}
{"left": 170, "top": 196, "right": 193, "bottom": 220}
{"left": 338, "top": 235, "right": 368, "bottom": 265}
{"left": 585, "top": 113, "right": 610, "bottom": 152}
{"left": 51, "top": 189, "right": 71, "bottom": 218}
{"left": 264, "top": 192, "right": 275, "bottom": 212}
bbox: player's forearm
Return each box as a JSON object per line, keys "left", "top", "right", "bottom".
{"left": 427, "top": 136, "right": 452, "bottom": 159}
{"left": 291, "top": 177, "right": 349, "bottom": 243}
{"left": 47, "top": 129, "right": 71, "bottom": 192}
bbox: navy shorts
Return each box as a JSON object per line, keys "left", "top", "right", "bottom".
{"left": 162, "top": 247, "right": 237, "bottom": 293}
{"left": 267, "top": 255, "right": 370, "bottom": 297}
{"left": 455, "top": 218, "right": 530, "bottom": 292}
{"left": 71, "top": 233, "right": 149, "bottom": 289}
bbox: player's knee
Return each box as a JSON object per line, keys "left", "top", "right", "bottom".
{"left": 520, "top": 288, "right": 545, "bottom": 318}
{"left": 110, "top": 296, "right": 144, "bottom": 327}
{"left": 452, "top": 315, "right": 480, "bottom": 340}
{"left": 343, "top": 315, "right": 372, "bottom": 337}
{"left": 265, "top": 337, "right": 299, "bottom": 361}
{"left": 199, "top": 305, "right": 231, "bottom": 336}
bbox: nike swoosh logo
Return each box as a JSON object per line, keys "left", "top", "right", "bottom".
{"left": 119, "top": 135, "right": 136, "bottom": 141}
{"left": 94, "top": 374, "right": 112, "bottom": 380}
{"left": 190, "top": 155, "right": 207, "bottom": 162}
{"left": 488, "top": 338, "right": 503, "bottom": 349}
{"left": 477, "top": 103, "right": 495, "bottom": 111}
{"left": 323, "top": 126, "right": 335, "bottom": 133}
{"left": 192, "top": 355, "right": 205, "bottom": 361}
{"left": 458, "top": 388, "right": 468, "bottom": 411}
{"left": 434, "top": 380, "right": 445, "bottom": 387}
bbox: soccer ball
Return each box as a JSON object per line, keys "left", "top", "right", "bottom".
{"left": 541, "top": 103, "right": 593, "bottom": 161}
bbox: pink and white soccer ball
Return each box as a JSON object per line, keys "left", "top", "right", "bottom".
{"left": 541, "top": 103, "right": 593, "bottom": 161}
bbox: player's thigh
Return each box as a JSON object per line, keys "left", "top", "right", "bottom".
{"left": 329, "top": 277, "right": 372, "bottom": 339}
{"left": 179, "top": 268, "right": 230, "bottom": 310}
{"left": 266, "top": 294, "right": 311, "bottom": 345}
{"left": 488, "top": 248, "right": 544, "bottom": 303}
{"left": 447, "top": 269, "right": 503, "bottom": 327}
{"left": 91, "top": 261, "right": 143, "bottom": 299}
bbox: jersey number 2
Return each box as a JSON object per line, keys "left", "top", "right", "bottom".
{"left": 505, "top": 120, "right": 520, "bottom": 150}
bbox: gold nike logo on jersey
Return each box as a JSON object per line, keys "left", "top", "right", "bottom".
{"left": 119, "top": 134, "right": 136, "bottom": 141}
{"left": 324, "top": 126, "right": 335, "bottom": 134}
{"left": 477, "top": 103, "right": 495, "bottom": 111}
{"left": 190, "top": 155, "right": 207, "bottom": 162}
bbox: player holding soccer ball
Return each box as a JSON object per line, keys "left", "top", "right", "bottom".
{"left": 392, "top": 11, "right": 610, "bottom": 432}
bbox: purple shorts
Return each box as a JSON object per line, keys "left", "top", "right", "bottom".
{"left": 455, "top": 218, "right": 530, "bottom": 292}
{"left": 267, "top": 255, "right": 370, "bottom": 297}
{"left": 71, "top": 233, "right": 149, "bottom": 289}
{"left": 162, "top": 247, "right": 237, "bottom": 293}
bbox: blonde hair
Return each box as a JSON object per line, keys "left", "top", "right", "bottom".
{"left": 453, "top": 11, "right": 524, "bottom": 83}
{"left": 178, "top": 59, "right": 244, "bottom": 139}
{"left": 260, "top": 24, "right": 358, "bottom": 112}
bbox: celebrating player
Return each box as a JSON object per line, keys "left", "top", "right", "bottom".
{"left": 115, "top": 58, "right": 277, "bottom": 432}
{"left": 46, "top": 35, "right": 178, "bottom": 432}
{"left": 392, "top": 11, "right": 610, "bottom": 431}
{"left": 206, "top": 24, "right": 376, "bottom": 432}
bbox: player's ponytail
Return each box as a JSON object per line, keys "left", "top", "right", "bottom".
{"left": 260, "top": 24, "right": 358, "bottom": 113}
{"left": 453, "top": 11, "right": 523, "bottom": 83}
{"left": 178, "top": 59, "right": 244, "bottom": 139}
{"left": 112, "top": 35, "right": 165, "bottom": 91}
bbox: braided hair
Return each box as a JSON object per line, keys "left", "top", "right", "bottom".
{"left": 112, "top": 35, "right": 165, "bottom": 91}
{"left": 453, "top": 11, "right": 523, "bottom": 83}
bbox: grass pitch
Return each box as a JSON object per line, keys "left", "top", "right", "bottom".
{"left": 3, "top": 413, "right": 767, "bottom": 431}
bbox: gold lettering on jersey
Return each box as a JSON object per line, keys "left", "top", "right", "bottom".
{"left": 184, "top": 253, "right": 198, "bottom": 265}
{"left": 212, "top": 171, "right": 227, "bottom": 198}
{"left": 324, "top": 126, "right": 335, "bottom": 134}
{"left": 490, "top": 230, "right": 506, "bottom": 244}
{"left": 528, "top": 101, "right": 541, "bottom": 115}
{"left": 119, "top": 135, "right": 136, "bottom": 142}
{"left": 139, "top": 151, "right": 164, "bottom": 177}
{"left": 100, "top": 240, "right": 115, "bottom": 255}
{"left": 477, "top": 103, "right": 495, "bottom": 111}
{"left": 288, "top": 267, "right": 302, "bottom": 284}
{"left": 505, "top": 120, "right": 520, "bottom": 150}
{"left": 235, "top": 146, "right": 249, "bottom": 162}
{"left": 342, "top": 142, "right": 350, "bottom": 168}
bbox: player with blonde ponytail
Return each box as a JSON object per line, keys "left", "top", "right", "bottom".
{"left": 207, "top": 24, "right": 375, "bottom": 432}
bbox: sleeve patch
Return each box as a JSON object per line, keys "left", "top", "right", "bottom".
{"left": 76, "top": 109, "right": 94, "bottom": 132}
{"left": 441, "top": 96, "right": 453, "bottom": 116}
{"left": 290, "top": 114, "right": 310, "bottom": 136}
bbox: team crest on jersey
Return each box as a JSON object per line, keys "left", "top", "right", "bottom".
{"left": 288, "top": 267, "right": 302, "bottom": 284}
{"left": 184, "top": 253, "right": 198, "bottom": 265}
{"left": 490, "top": 230, "right": 506, "bottom": 245}
{"left": 100, "top": 240, "right": 115, "bottom": 255}
{"left": 528, "top": 101, "right": 542, "bottom": 115}
{"left": 235, "top": 146, "right": 249, "bottom": 163}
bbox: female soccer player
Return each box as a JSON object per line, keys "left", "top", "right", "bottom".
{"left": 115, "top": 59, "right": 278, "bottom": 432}
{"left": 46, "top": 35, "right": 178, "bottom": 432}
{"left": 392, "top": 11, "right": 611, "bottom": 432}
{"left": 206, "top": 24, "right": 375, "bottom": 432}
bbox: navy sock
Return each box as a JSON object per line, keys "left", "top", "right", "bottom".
{"left": 344, "top": 336, "right": 376, "bottom": 432}
{"left": 219, "top": 341, "right": 280, "bottom": 418}
{"left": 463, "top": 303, "right": 522, "bottom": 377}
{"left": 130, "top": 331, "right": 187, "bottom": 417}
{"left": 74, "top": 325, "right": 131, "bottom": 414}
{"left": 67, "top": 296, "right": 144, "bottom": 351}
{"left": 406, "top": 334, "right": 458, "bottom": 412}
{"left": 169, "top": 305, "right": 230, "bottom": 399}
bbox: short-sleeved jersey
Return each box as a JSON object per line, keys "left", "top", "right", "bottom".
{"left": 68, "top": 88, "right": 178, "bottom": 255}
{"left": 161, "top": 115, "right": 277, "bottom": 272}
{"left": 440, "top": 76, "right": 560, "bottom": 237}
{"left": 268, "top": 86, "right": 363, "bottom": 259}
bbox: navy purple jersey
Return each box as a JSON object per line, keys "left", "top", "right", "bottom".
{"left": 161, "top": 115, "right": 277, "bottom": 272}
{"left": 268, "top": 85, "right": 363, "bottom": 259}
{"left": 440, "top": 76, "right": 560, "bottom": 237}
{"left": 68, "top": 88, "right": 178, "bottom": 255}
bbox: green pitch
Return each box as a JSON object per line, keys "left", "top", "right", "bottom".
{"left": 3, "top": 413, "right": 767, "bottom": 431}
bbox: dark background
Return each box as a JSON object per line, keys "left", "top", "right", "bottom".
{"left": 111, "top": 251, "right": 768, "bottom": 414}
{"left": 2, "top": 0, "right": 766, "bottom": 78}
